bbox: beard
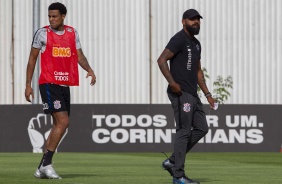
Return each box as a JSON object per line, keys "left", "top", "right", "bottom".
{"left": 186, "top": 24, "right": 200, "bottom": 35}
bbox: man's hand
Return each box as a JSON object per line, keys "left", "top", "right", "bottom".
{"left": 25, "top": 85, "right": 34, "bottom": 102}
{"left": 86, "top": 69, "right": 96, "bottom": 86}
{"left": 169, "top": 82, "right": 182, "bottom": 96}
{"left": 207, "top": 96, "right": 216, "bottom": 109}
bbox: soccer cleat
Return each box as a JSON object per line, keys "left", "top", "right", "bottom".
{"left": 173, "top": 175, "right": 200, "bottom": 184}
{"left": 34, "top": 168, "right": 46, "bottom": 179}
{"left": 162, "top": 158, "right": 175, "bottom": 176}
{"left": 39, "top": 164, "right": 62, "bottom": 179}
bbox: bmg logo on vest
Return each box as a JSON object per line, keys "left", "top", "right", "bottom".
{"left": 92, "top": 114, "right": 176, "bottom": 144}
{"left": 52, "top": 47, "right": 71, "bottom": 57}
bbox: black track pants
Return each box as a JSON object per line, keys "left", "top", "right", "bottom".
{"left": 167, "top": 91, "right": 208, "bottom": 178}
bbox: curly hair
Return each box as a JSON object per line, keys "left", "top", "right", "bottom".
{"left": 48, "top": 2, "right": 67, "bottom": 15}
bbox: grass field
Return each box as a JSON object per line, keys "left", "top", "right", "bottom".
{"left": 1, "top": 152, "right": 281, "bottom": 184}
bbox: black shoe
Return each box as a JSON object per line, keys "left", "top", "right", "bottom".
{"left": 162, "top": 158, "right": 175, "bottom": 176}
{"left": 173, "top": 175, "right": 200, "bottom": 184}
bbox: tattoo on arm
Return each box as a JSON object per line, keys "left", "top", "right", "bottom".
{"left": 198, "top": 70, "right": 208, "bottom": 89}
{"left": 197, "top": 61, "right": 209, "bottom": 94}
{"left": 157, "top": 49, "right": 175, "bottom": 84}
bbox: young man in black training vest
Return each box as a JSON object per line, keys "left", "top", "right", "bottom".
{"left": 157, "top": 9, "right": 216, "bottom": 184}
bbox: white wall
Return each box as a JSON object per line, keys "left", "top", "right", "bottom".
{"left": 13, "top": 0, "right": 34, "bottom": 104}
{"left": 0, "top": 0, "right": 13, "bottom": 104}
{"left": 1, "top": 0, "right": 281, "bottom": 104}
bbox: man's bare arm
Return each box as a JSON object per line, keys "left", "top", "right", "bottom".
{"left": 25, "top": 47, "right": 40, "bottom": 102}
{"left": 197, "top": 60, "right": 209, "bottom": 95}
{"left": 157, "top": 48, "right": 181, "bottom": 95}
{"left": 77, "top": 49, "right": 92, "bottom": 71}
{"left": 157, "top": 48, "right": 175, "bottom": 84}
{"left": 26, "top": 47, "right": 40, "bottom": 86}
{"left": 197, "top": 60, "right": 215, "bottom": 106}
{"left": 77, "top": 49, "right": 96, "bottom": 86}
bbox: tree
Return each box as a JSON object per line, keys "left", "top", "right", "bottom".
{"left": 198, "top": 68, "right": 233, "bottom": 104}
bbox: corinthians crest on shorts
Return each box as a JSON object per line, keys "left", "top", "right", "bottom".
{"left": 53, "top": 100, "right": 61, "bottom": 109}
{"left": 183, "top": 103, "right": 191, "bottom": 112}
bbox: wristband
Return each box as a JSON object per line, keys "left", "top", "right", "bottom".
{"left": 205, "top": 92, "right": 212, "bottom": 98}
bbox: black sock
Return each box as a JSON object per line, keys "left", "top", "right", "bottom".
{"left": 38, "top": 153, "right": 46, "bottom": 169}
{"left": 42, "top": 149, "right": 55, "bottom": 166}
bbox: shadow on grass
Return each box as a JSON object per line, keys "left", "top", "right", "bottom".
{"left": 163, "top": 177, "right": 219, "bottom": 184}
{"left": 60, "top": 173, "right": 98, "bottom": 179}
{"left": 196, "top": 177, "right": 221, "bottom": 183}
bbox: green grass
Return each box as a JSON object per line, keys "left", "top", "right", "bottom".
{"left": 1, "top": 152, "right": 282, "bottom": 184}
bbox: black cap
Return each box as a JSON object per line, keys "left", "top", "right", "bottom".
{"left": 182, "top": 9, "right": 203, "bottom": 19}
